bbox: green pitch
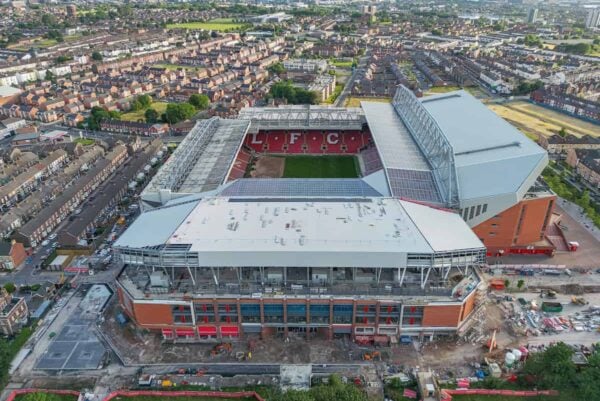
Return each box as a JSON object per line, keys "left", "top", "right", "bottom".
{"left": 283, "top": 156, "right": 360, "bottom": 178}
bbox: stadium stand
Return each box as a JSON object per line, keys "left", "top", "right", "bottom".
{"left": 360, "top": 145, "right": 384, "bottom": 175}
{"left": 227, "top": 147, "right": 252, "bottom": 181}
{"left": 243, "top": 130, "right": 373, "bottom": 155}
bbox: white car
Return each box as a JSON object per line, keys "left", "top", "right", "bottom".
{"left": 41, "top": 240, "right": 50, "bottom": 247}
{"left": 48, "top": 233, "right": 57, "bottom": 240}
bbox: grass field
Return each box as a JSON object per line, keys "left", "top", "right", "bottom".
{"left": 331, "top": 59, "right": 354, "bottom": 68}
{"left": 73, "top": 137, "right": 95, "bottom": 146}
{"left": 283, "top": 155, "right": 359, "bottom": 178}
{"left": 425, "top": 85, "right": 461, "bottom": 95}
{"left": 344, "top": 97, "right": 391, "bottom": 107}
{"left": 121, "top": 102, "right": 168, "bottom": 122}
{"left": 166, "top": 18, "right": 248, "bottom": 31}
{"left": 487, "top": 101, "right": 600, "bottom": 141}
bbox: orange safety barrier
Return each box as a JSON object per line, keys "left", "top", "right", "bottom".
{"left": 441, "top": 388, "right": 559, "bottom": 400}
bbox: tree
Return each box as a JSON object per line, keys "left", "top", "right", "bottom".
{"left": 3, "top": 282, "right": 16, "bottom": 294}
{"left": 517, "top": 279, "right": 525, "bottom": 290}
{"left": 523, "top": 342, "right": 576, "bottom": 390}
{"left": 558, "top": 127, "right": 567, "bottom": 137}
{"left": 189, "top": 94, "right": 210, "bottom": 110}
{"left": 268, "top": 62, "right": 285, "bottom": 75}
{"left": 137, "top": 94, "right": 152, "bottom": 108}
{"left": 164, "top": 102, "right": 196, "bottom": 124}
{"left": 130, "top": 99, "right": 143, "bottom": 112}
{"left": 87, "top": 106, "right": 120, "bottom": 130}
{"left": 270, "top": 81, "right": 317, "bottom": 105}
{"left": 91, "top": 51, "right": 103, "bottom": 61}
{"left": 44, "top": 70, "right": 54, "bottom": 82}
{"left": 504, "top": 279, "right": 510, "bottom": 289}
{"left": 145, "top": 108, "right": 159, "bottom": 124}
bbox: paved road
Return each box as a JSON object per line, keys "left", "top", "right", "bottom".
{"left": 334, "top": 53, "right": 370, "bottom": 107}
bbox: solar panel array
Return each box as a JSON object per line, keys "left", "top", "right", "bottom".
{"left": 220, "top": 178, "right": 382, "bottom": 198}
{"left": 387, "top": 169, "right": 441, "bottom": 204}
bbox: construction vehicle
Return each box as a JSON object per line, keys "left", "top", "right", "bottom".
{"left": 211, "top": 342, "right": 232, "bottom": 356}
{"left": 362, "top": 351, "right": 381, "bottom": 361}
{"left": 117, "top": 216, "right": 126, "bottom": 225}
{"left": 571, "top": 296, "right": 588, "bottom": 305}
{"left": 540, "top": 289, "right": 557, "bottom": 299}
{"left": 161, "top": 379, "right": 173, "bottom": 388}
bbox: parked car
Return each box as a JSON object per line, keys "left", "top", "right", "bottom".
{"left": 41, "top": 240, "right": 50, "bottom": 247}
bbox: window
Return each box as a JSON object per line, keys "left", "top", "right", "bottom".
{"left": 333, "top": 304, "right": 353, "bottom": 324}
{"left": 482, "top": 204, "right": 488, "bottom": 214}
{"left": 240, "top": 303, "right": 260, "bottom": 323}
{"left": 469, "top": 206, "right": 475, "bottom": 220}
{"left": 476, "top": 205, "right": 481, "bottom": 216}
{"left": 310, "top": 304, "right": 330, "bottom": 324}
{"left": 264, "top": 304, "right": 284, "bottom": 323}
{"left": 287, "top": 304, "right": 306, "bottom": 323}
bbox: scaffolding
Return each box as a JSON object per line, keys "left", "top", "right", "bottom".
{"left": 239, "top": 105, "right": 365, "bottom": 132}
{"left": 392, "top": 86, "right": 460, "bottom": 207}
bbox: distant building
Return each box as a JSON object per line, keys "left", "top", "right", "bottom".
{"left": 66, "top": 4, "right": 77, "bottom": 18}
{"left": 586, "top": 8, "right": 600, "bottom": 29}
{"left": 527, "top": 8, "right": 538, "bottom": 24}
{"left": 363, "top": 5, "right": 377, "bottom": 16}
{"left": 566, "top": 148, "right": 600, "bottom": 188}
{"left": 0, "top": 240, "right": 27, "bottom": 270}
{"left": 0, "top": 287, "right": 28, "bottom": 336}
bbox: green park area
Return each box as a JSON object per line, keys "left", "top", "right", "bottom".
{"left": 73, "top": 137, "right": 95, "bottom": 146}
{"left": 121, "top": 102, "right": 168, "bottom": 122}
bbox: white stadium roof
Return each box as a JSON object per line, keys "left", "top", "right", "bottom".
{"left": 420, "top": 91, "right": 547, "bottom": 202}
{"left": 115, "top": 197, "right": 484, "bottom": 268}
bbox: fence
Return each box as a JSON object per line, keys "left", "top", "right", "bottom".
{"left": 441, "top": 388, "right": 559, "bottom": 400}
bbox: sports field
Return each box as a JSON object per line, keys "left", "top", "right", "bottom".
{"left": 487, "top": 101, "right": 599, "bottom": 141}
{"left": 166, "top": 18, "right": 248, "bottom": 31}
{"left": 282, "top": 155, "right": 359, "bottom": 178}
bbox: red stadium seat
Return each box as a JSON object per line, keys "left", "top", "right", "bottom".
{"left": 306, "top": 132, "right": 324, "bottom": 153}
{"left": 343, "top": 132, "right": 364, "bottom": 153}
{"left": 324, "top": 132, "right": 343, "bottom": 153}
{"left": 266, "top": 130, "right": 286, "bottom": 153}
{"left": 245, "top": 132, "right": 266, "bottom": 153}
{"left": 286, "top": 132, "right": 305, "bottom": 154}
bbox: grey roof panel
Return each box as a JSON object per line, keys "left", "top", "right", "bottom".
{"left": 219, "top": 178, "right": 382, "bottom": 198}
{"left": 113, "top": 200, "right": 198, "bottom": 248}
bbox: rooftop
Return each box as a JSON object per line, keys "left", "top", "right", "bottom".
{"left": 142, "top": 118, "right": 249, "bottom": 204}
{"left": 116, "top": 197, "right": 484, "bottom": 268}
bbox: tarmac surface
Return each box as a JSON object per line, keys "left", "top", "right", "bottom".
{"left": 35, "top": 284, "right": 112, "bottom": 371}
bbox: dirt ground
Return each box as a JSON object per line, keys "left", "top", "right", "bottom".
{"left": 488, "top": 101, "right": 599, "bottom": 140}
{"left": 104, "top": 302, "right": 385, "bottom": 365}
{"left": 250, "top": 155, "right": 284, "bottom": 178}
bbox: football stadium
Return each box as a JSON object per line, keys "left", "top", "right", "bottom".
{"left": 114, "top": 86, "right": 555, "bottom": 343}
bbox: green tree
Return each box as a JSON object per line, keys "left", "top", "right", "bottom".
{"left": 130, "top": 100, "right": 143, "bottom": 112}
{"left": 268, "top": 62, "right": 285, "bottom": 75}
{"left": 164, "top": 102, "right": 196, "bottom": 124}
{"left": 137, "top": 94, "right": 152, "bottom": 108}
{"left": 145, "top": 108, "right": 159, "bottom": 124}
{"left": 3, "top": 282, "right": 16, "bottom": 293}
{"left": 44, "top": 70, "right": 54, "bottom": 82}
{"left": 558, "top": 127, "right": 567, "bottom": 137}
{"left": 504, "top": 279, "right": 510, "bottom": 289}
{"left": 91, "top": 51, "right": 103, "bottom": 61}
{"left": 189, "top": 94, "right": 210, "bottom": 110}
{"left": 523, "top": 342, "right": 576, "bottom": 390}
{"left": 517, "top": 279, "right": 525, "bottom": 290}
